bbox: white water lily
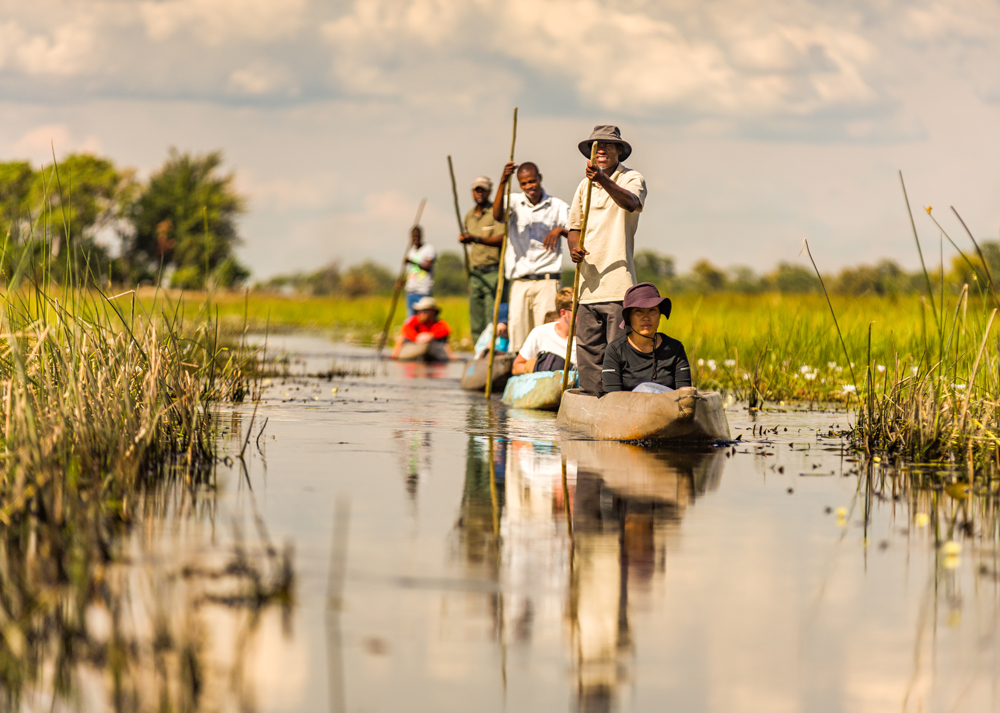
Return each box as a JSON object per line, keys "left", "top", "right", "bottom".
{"left": 877, "top": 364, "right": 886, "bottom": 373}
{"left": 827, "top": 362, "right": 837, "bottom": 369}
{"left": 799, "top": 365, "right": 812, "bottom": 374}
{"left": 842, "top": 384, "right": 857, "bottom": 393}
{"left": 707, "top": 359, "right": 717, "bottom": 371}
{"left": 724, "top": 359, "right": 736, "bottom": 367}
{"left": 804, "top": 372, "right": 817, "bottom": 380}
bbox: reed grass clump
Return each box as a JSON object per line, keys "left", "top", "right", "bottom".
{"left": 0, "top": 281, "right": 262, "bottom": 708}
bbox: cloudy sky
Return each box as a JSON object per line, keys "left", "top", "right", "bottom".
{"left": 1, "top": 0, "right": 998, "bottom": 278}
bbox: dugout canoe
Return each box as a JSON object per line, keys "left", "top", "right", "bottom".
{"left": 556, "top": 386, "right": 731, "bottom": 442}
{"left": 501, "top": 370, "right": 577, "bottom": 410}
{"left": 460, "top": 354, "right": 515, "bottom": 392}
{"left": 394, "top": 340, "right": 450, "bottom": 363}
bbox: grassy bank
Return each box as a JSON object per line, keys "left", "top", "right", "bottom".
{"left": 135, "top": 289, "right": 476, "bottom": 348}
{"left": 139, "top": 288, "right": 928, "bottom": 400}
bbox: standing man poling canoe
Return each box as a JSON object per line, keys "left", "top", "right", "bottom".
{"left": 567, "top": 125, "right": 647, "bottom": 396}
{"left": 459, "top": 176, "right": 504, "bottom": 345}
{"left": 403, "top": 225, "right": 437, "bottom": 316}
{"left": 493, "top": 161, "right": 570, "bottom": 354}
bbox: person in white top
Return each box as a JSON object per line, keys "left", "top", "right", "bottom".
{"left": 493, "top": 162, "right": 570, "bottom": 354}
{"left": 402, "top": 225, "right": 437, "bottom": 316}
{"left": 512, "top": 287, "right": 578, "bottom": 375}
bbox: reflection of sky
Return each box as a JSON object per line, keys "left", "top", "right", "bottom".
{"left": 73, "top": 340, "right": 1000, "bottom": 711}
{"left": 1, "top": 2, "right": 999, "bottom": 278}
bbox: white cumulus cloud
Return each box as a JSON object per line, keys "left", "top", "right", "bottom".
{"left": 139, "top": 0, "right": 309, "bottom": 45}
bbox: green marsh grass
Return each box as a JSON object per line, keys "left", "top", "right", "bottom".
{"left": 142, "top": 290, "right": 474, "bottom": 348}
{"left": 0, "top": 277, "right": 289, "bottom": 708}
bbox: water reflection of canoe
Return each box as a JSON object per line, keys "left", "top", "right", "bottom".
{"left": 557, "top": 386, "right": 730, "bottom": 441}
{"left": 459, "top": 354, "right": 515, "bottom": 392}
{"left": 501, "top": 370, "right": 577, "bottom": 410}
{"left": 563, "top": 440, "right": 724, "bottom": 504}
{"left": 395, "top": 340, "right": 450, "bottom": 362}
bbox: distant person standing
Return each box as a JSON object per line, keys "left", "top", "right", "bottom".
{"left": 493, "top": 161, "right": 569, "bottom": 354}
{"left": 459, "top": 176, "right": 504, "bottom": 343}
{"left": 404, "top": 225, "right": 436, "bottom": 316}
{"left": 567, "top": 125, "right": 647, "bottom": 396}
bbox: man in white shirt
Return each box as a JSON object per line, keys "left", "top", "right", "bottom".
{"left": 512, "top": 287, "right": 578, "bottom": 375}
{"left": 493, "top": 161, "right": 570, "bottom": 353}
{"left": 403, "top": 226, "right": 437, "bottom": 316}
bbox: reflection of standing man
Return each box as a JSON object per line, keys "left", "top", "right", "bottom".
{"left": 404, "top": 226, "right": 436, "bottom": 316}
{"left": 567, "top": 126, "right": 646, "bottom": 396}
{"left": 460, "top": 176, "right": 504, "bottom": 344}
{"left": 493, "top": 161, "right": 569, "bottom": 353}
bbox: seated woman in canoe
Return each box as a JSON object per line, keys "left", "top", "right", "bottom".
{"left": 602, "top": 283, "right": 690, "bottom": 394}
{"left": 512, "top": 287, "right": 578, "bottom": 375}
{"left": 391, "top": 296, "right": 458, "bottom": 360}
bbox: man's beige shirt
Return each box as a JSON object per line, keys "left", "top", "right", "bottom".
{"left": 463, "top": 203, "right": 500, "bottom": 269}
{"left": 567, "top": 164, "right": 646, "bottom": 304}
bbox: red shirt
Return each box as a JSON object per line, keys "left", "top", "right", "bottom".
{"left": 401, "top": 315, "right": 451, "bottom": 342}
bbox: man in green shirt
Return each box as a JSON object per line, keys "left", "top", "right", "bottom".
{"left": 460, "top": 176, "right": 505, "bottom": 344}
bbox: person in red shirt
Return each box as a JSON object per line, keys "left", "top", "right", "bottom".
{"left": 391, "top": 296, "right": 457, "bottom": 360}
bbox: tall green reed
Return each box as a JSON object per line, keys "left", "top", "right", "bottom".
{"left": 0, "top": 153, "right": 275, "bottom": 709}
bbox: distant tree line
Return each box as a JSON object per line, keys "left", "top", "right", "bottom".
{"left": 257, "top": 246, "right": 1000, "bottom": 299}
{"left": 0, "top": 149, "right": 249, "bottom": 289}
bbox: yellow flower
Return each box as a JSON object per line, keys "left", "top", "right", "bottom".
{"left": 915, "top": 512, "right": 930, "bottom": 527}
{"left": 925, "top": 205, "right": 933, "bottom": 214}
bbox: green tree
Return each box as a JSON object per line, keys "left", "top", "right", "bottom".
{"left": 835, "top": 260, "right": 914, "bottom": 296}
{"left": 0, "top": 161, "right": 35, "bottom": 243}
{"left": 691, "top": 259, "right": 728, "bottom": 292}
{"left": 634, "top": 249, "right": 675, "bottom": 287}
{"left": 947, "top": 241, "right": 1000, "bottom": 297}
{"left": 433, "top": 251, "right": 467, "bottom": 295}
{"left": 0, "top": 155, "right": 133, "bottom": 284}
{"left": 341, "top": 261, "right": 395, "bottom": 297}
{"left": 766, "top": 262, "right": 817, "bottom": 293}
{"left": 728, "top": 266, "right": 762, "bottom": 293}
{"left": 127, "top": 149, "right": 247, "bottom": 287}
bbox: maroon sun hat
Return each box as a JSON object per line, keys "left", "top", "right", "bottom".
{"left": 619, "top": 282, "right": 672, "bottom": 329}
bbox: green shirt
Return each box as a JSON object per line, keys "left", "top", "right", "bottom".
{"left": 464, "top": 203, "right": 500, "bottom": 270}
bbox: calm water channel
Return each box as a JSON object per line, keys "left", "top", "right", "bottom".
{"left": 80, "top": 334, "right": 1000, "bottom": 712}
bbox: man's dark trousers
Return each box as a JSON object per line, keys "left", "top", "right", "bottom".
{"left": 469, "top": 269, "right": 499, "bottom": 345}
{"left": 575, "top": 301, "right": 625, "bottom": 396}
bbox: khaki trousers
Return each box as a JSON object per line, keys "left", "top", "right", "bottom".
{"left": 508, "top": 278, "right": 559, "bottom": 353}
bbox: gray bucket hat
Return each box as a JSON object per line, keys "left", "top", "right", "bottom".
{"left": 578, "top": 125, "right": 632, "bottom": 162}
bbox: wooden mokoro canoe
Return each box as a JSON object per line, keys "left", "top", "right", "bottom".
{"left": 460, "top": 354, "right": 515, "bottom": 392}
{"left": 556, "top": 386, "right": 731, "bottom": 442}
{"left": 501, "top": 370, "right": 577, "bottom": 410}
{"left": 395, "top": 340, "right": 450, "bottom": 362}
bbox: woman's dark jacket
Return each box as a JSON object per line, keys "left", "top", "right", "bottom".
{"left": 602, "top": 333, "right": 692, "bottom": 393}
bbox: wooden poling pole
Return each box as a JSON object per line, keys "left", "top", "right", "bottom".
{"left": 447, "top": 155, "right": 471, "bottom": 283}
{"left": 377, "top": 198, "right": 426, "bottom": 354}
{"left": 484, "top": 106, "right": 518, "bottom": 398}
{"left": 561, "top": 142, "right": 599, "bottom": 392}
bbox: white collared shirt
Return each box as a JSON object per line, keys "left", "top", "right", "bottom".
{"left": 504, "top": 190, "right": 570, "bottom": 279}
